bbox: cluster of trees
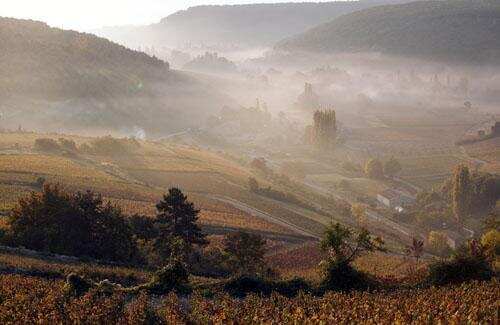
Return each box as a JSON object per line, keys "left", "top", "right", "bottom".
{"left": 34, "top": 136, "right": 141, "bottom": 157}
{"left": 0, "top": 17, "right": 168, "bottom": 101}
{"left": 207, "top": 102, "right": 272, "bottom": 132}
{"left": 277, "top": 0, "right": 500, "bottom": 65}
{"left": 4, "top": 184, "right": 138, "bottom": 262}
{"left": 183, "top": 52, "right": 237, "bottom": 74}
{"left": 305, "top": 109, "right": 337, "bottom": 149}
{"left": 0, "top": 185, "right": 271, "bottom": 279}
{"left": 364, "top": 157, "right": 402, "bottom": 179}
{"left": 1, "top": 183, "right": 496, "bottom": 297}
{"left": 445, "top": 165, "right": 499, "bottom": 222}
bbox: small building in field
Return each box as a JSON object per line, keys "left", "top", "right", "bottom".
{"left": 377, "top": 189, "right": 400, "bottom": 208}
{"left": 377, "top": 189, "right": 415, "bottom": 210}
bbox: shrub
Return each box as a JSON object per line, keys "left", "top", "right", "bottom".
{"left": 274, "top": 277, "right": 312, "bottom": 297}
{"left": 223, "top": 275, "right": 312, "bottom": 298}
{"left": 33, "top": 138, "right": 60, "bottom": 152}
{"left": 320, "top": 261, "right": 372, "bottom": 292}
{"left": 427, "top": 240, "right": 494, "bottom": 286}
{"left": 80, "top": 136, "right": 140, "bottom": 156}
{"left": 143, "top": 260, "right": 191, "bottom": 295}
{"left": 481, "top": 229, "right": 500, "bottom": 259}
{"left": 223, "top": 275, "right": 272, "bottom": 298}
{"left": 63, "top": 273, "right": 92, "bottom": 297}
{"left": 58, "top": 138, "right": 79, "bottom": 154}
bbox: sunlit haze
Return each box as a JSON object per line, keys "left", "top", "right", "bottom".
{"left": 0, "top": 0, "right": 335, "bottom": 30}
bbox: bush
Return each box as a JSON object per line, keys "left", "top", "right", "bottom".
{"left": 320, "top": 261, "right": 372, "bottom": 292}
{"left": 224, "top": 275, "right": 313, "bottom": 298}
{"left": 427, "top": 240, "right": 494, "bottom": 286}
{"left": 80, "top": 136, "right": 140, "bottom": 156}
{"left": 223, "top": 275, "right": 273, "bottom": 298}
{"left": 58, "top": 138, "right": 78, "bottom": 153}
{"left": 143, "top": 260, "right": 191, "bottom": 295}
{"left": 33, "top": 138, "right": 60, "bottom": 152}
{"left": 274, "top": 277, "right": 312, "bottom": 297}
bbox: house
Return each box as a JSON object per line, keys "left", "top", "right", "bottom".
{"left": 377, "top": 189, "right": 400, "bottom": 208}
{"left": 377, "top": 189, "right": 416, "bottom": 210}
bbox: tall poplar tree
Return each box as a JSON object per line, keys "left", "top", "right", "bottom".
{"left": 452, "top": 165, "right": 470, "bottom": 223}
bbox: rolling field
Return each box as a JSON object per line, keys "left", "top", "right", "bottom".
{"left": 0, "top": 132, "right": 325, "bottom": 241}
{"left": 463, "top": 136, "right": 500, "bottom": 173}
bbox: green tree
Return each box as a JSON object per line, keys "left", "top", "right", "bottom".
{"left": 320, "top": 223, "right": 385, "bottom": 266}
{"left": 364, "top": 158, "right": 384, "bottom": 179}
{"left": 452, "top": 165, "right": 470, "bottom": 223}
{"left": 383, "top": 157, "right": 402, "bottom": 176}
{"left": 223, "top": 231, "right": 267, "bottom": 276}
{"left": 154, "top": 188, "right": 207, "bottom": 259}
{"left": 319, "top": 223, "right": 384, "bottom": 291}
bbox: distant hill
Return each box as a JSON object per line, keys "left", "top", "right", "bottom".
{"left": 276, "top": 0, "right": 500, "bottom": 64}
{"left": 0, "top": 18, "right": 232, "bottom": 135}
{"left": 92, "top": 0, "right": 413, "bottom": 49}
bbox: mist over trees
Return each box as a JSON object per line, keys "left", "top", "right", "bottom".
{"left": 0, "top": 17, "right": 234, "bottom": 135}
{"left": 277, "top": 0, "right": 500, "bottom": 64}
{"left": 93, "top": 0, "right": 414, "bottom": 49}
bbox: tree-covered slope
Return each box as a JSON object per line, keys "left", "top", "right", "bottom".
{"left": 0, "top": 18, "right": 232, "bottom": 135}
{"left": 93, "top": 0, "right": 413, "bottom": 48}
{"left": 276, "top": 0, "right": 500, "bottom": 64}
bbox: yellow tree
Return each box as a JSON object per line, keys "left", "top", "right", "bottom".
{"left": 351, "top": 204, "right": 367, "bottom": 227}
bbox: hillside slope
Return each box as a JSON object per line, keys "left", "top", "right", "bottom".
{"left": 0, "top": 18, "right": 232, "bottom": 135}
{"left": 277, "top": 0, "right": 500, "bottom": 64}
{"left": 93, "top": 0, "right": 413, "bottom": 48}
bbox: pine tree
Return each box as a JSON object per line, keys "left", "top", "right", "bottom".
{"left": 155, "top": 188, "right": 207, "bottom": 250}
{"left": 452, "top": 165, "right": 470, "bottom": 223}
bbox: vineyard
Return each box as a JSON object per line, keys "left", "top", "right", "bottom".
{"left": 0, "top": 273, "right": 496, "bottom": 323}
{"left": 0, "top": 132, "right": 326, "bottom": 240}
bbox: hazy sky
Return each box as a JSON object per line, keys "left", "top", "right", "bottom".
{"left": 1, "top": 0, "right": 335, "bottom": 31}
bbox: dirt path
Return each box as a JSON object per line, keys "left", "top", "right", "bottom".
{"left": 202, "top": 194, "right": 321, "bottom": 240}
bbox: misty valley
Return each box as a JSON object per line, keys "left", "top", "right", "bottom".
{"left": 0, "top": 0, "right": 499, "bottom": 323}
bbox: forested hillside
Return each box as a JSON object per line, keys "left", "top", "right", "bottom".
{"left": 93, "top": 0, "right": 412, "bottom": 48}
{"left": 277, "top": 0, "right": 500, "bottom": 64}
{"left": 0, "top": 18, "right": 232, "bottom": 135}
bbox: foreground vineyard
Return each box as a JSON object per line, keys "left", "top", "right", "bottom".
{"left": 0, "top": 275, "right": 496, "bottom": 324}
